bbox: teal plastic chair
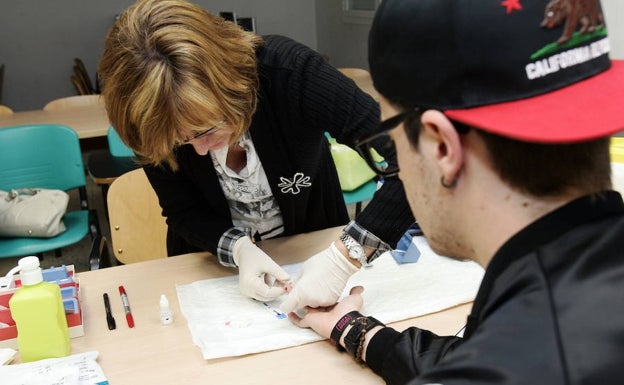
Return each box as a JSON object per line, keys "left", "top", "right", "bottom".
{"left": 0, "top": 124, "right": 101, "bottom": 259}
{"left": 342, "top": 179, "right": 378, "bottom": 215}
{"left": 107, "top": 126, "right": 134, "bottom": 157}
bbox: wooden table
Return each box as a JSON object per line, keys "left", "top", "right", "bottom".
{"left": 13, "top": 227, "right": 472, "bottom": 384}
{"left": 0, "top": 104, "right": 109, "bottom": 139}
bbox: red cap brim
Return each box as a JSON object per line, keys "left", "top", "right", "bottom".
{"left": 445, "top": 60, "right": 624, "bottom": 143}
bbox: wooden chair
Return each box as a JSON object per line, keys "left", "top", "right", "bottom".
{"left": 0, "top": 104, "right": 13, "bottom": 115}
{"left": 107, "top": 168, "right": 168, "bottom": 264}
{"left": 43, "top": 94, "right": 102, "bottom": 111}
{"left": 337, "top": 67, "right": 380, "bottom": 102}
{"left": 71, "top": 75, "right": 89, "bottom": 96}
{"left": 74, "top": 58, "right": 95, "bottom": 93}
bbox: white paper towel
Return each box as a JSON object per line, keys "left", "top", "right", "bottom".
{"left": 176, "top": 237, "right": 484, "bottom": 360}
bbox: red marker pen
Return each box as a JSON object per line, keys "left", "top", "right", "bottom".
{"left": 118, "top": 285, "right": 135, "bottom": 328}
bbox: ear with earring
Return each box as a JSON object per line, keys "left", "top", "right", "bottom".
{"left": 440, "top": 175, "right": 457, "bottom": 189}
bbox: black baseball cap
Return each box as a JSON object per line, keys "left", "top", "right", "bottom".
{"left": 369, "top": 0, "right": 624, "bottom": 143}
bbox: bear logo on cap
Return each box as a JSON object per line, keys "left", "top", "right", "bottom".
{"left": 540, "top": 0, "right": 604, "bottom": 45}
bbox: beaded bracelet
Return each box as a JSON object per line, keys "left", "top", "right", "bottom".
{"left": 343, "top": 315, "right": 385, "bottom": 364}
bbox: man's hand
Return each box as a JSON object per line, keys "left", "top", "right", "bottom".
{"left": 288, "top": 286, "right": 365, "bottom": 338}
{"left": 233, "top": 236, "right": 291, "bottom": 301}
{"left": 279, "top": 242, "right": 359, "bottom": 314}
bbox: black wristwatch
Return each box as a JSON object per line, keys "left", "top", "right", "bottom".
{"left": 340, "top": 233, "right": 368, "bottom": 266}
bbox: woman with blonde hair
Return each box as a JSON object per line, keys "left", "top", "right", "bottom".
{"left": 98, "top": 0, "right": 413, "bottom": 309}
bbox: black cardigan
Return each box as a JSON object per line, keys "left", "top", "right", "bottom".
{"left": 144, "top": 35, "right": 414, "bottom": 257}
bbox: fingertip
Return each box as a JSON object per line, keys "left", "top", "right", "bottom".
{"left": 350, "top": 285, "right": 365, "bottom": 295}
{"left": 262, "top": 286, "right": 288, "bottom": 302}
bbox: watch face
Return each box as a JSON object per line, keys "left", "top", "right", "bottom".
{"left": 349, "top": 244, "right": 364, "bottom": 259}
{"left": 341, "top": 233, "right": 365, "bottom": 262}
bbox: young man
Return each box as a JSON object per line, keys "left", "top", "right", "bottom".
{"left": 291, "top": 0, "right": 624, "bottom": 383}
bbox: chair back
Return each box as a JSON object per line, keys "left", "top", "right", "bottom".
{"left": 0, "top": 104, "right": 13, "bottom": 115}
{"left": 107, "top": 126, "right": 135, "bottom": 157}
{"left": 107, "top": 168, "right": 168, "bottom": 264}
{"left": 0, "top": 125, "right": 86, "bottom": 191}
{"left": 0, "top": 124, "right": 99, "bottom": 259}
{"left": 73, "top": 58, "right": 95, "bottom": 95}
{"left": 43, "top": 94, "right": 102, "bottom": 111}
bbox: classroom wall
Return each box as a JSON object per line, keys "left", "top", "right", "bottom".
{"left": 0, "top": 0, "right": 317, "bottom": 111}
{"left": 315, "top": 0, "right": 371, "bottom": 69}
{"left": 1, "top": 0, "right": 622, "bottom": 112}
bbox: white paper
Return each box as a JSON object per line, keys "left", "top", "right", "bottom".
{"left": 177, "top": 238, "right": 484, "bottom": 360}
{"left": 0, "top": 348, "right": 17, "bottom": 365}
{"left": 0, "top": 351, "right": 108, "bottom": 385}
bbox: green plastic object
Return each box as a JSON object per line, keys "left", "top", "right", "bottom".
{"left": 107, "top": 126, "right": 135, "bottom": 157}
{"left": 326, "top": 134, "right": 376, "bottom": 191}
{"left": 8, "top": 256, "right": 70, "bottom": 362}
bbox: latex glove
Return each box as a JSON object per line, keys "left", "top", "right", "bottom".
{"left": 289, "top": 286, "right": 365, "bottom": 339}
{"left": 280, "top": 242, "right": 359, "bottom": 314}
{"left": 233, "top": 236, "right": 291, "bottom": 301}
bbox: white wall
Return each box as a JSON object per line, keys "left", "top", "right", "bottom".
{"left": 602, "top": 0, "right": 624, "bottom": 59}
{"left": 315, "top": 0, "right": 371, "bottom": 69}
{"left": 0, "top": 0, "right": 316, "bottom": 111}
{"left": 1, "top": 0, "right": 621, "bottom": 111}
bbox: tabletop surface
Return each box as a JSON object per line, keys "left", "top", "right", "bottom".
{"left": 0, "top": 104, "right": 109, "bottom": 139}
{"left": 12, "top": 226, "right": 472, "bottom": 384}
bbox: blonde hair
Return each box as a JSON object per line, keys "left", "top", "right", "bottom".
{"left": 98, "top": 0, "right": 262, "bottom": 169}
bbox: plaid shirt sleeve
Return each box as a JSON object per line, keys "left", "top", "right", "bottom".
{"left": 343, "top": 220, "right": 391, "bottom": 262}
{"left": 216, "top": 227, "right": 252, "bottom": 267}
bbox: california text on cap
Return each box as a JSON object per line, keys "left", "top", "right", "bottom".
{"left": 369, "top": 0, "right": 624, "bottom": 143}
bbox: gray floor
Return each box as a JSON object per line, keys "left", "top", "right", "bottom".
{"left": 0, "top": 152, "right": 117, "bottom": 276}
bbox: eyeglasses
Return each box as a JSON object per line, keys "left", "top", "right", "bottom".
{"left": 354, "top": 109, "right": 421, "bottom": 178}
{"left": 181, "top": 120, "right": 226, "bottom": 144}
{"left": 355, "top": 109, "right": 471, "bottom": 178}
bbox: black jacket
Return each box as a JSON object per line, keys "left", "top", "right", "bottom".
{"left": 144, "top": 35, "right": 414, "bottom": 256}
{"left": 367, "top": 191, "right": 624, "bottom": 385}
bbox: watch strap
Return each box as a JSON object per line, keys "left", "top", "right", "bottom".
{"left": 329, "top": 311, "right": 363, "bottom": 351}
{"left": 339, "top": 233, "right": 368, "bottom": 266}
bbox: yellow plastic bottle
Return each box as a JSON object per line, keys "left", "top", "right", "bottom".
{"left": 8, "top": 256, "right": 70, "bottom": 362}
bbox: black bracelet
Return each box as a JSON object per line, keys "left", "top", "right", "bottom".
{"left": 343, "top": 316, "right": 385, "bottom": 364}
{"left": 330, "top": 311, "right": 363, "bottom": 351}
